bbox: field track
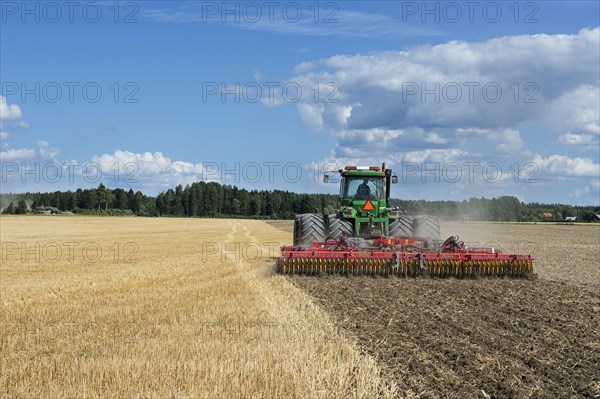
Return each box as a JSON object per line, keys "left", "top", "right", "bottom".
{"left": 2, "top": 216, "right": 598, "bottom": 398}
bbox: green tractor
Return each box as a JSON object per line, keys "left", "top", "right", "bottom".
{"left": 292, "top": 163, "right": 441, "bottom": 248}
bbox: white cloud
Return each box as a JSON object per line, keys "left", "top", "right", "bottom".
{"left": 295, "top": 28, "right": 599, "bottom": 130}
{"left": 309, "top": 147, "right": 532, "bottom": 202}
{"left": 550, "top": 84, "right": 600, "bottom": 147}
{"left": 91, "top": 150, "right": 208, "bottom": 189}
{"left": 569, "top": 180, "right": 600, "bottom": 205}
{"left": 37, "top": 141, "right": 61, "bottom": 160}
{"left": 491, "top": 128, "right": 531, "bottom": 156}
{"left": 330, "top": 127, "right": 450, "bottom": 160}
{"left": 285, "top": 28, "right": 599, "bottom": 167}
{"left": 293, "top": 62, "right": 317, "bottom": 73}
{"left": 0, "top": 141, "right": 60, "bottom": 162}
{"left": 1, "top": 146, "right": 218, "bottom": 194}
{"left": 394, "top": 149, "right": 468, "bottom": 164}
{"left": 570, "top": 185, "right": 591, "bottom": 199}
{"left": 0, "top": 97, "right": 28, "bottom": 141}
{"left": 558, "top": 133, "right": 598, "bottom": 146}
{"left": 311, "top": 147, "right": 469, "bottom": 179}
{"left": 170, "top": 160, "right": 204, "bottom": 174}
{"left": 145, "top": 8, "right": 443, "bottom": 38}
{"left": 457, "top": 128, "right": 527, "bottom": 156}
{"left": 0, "top": 148, "right": 36, "bottom": 161}
{"left": 297, "top": 103, "right": 324, "bottom": 130}
{"left": 93, "top": 150, "right": 170, "bottom": 173}
{"left": 532, "top": 154, "right": 600, "bottom": 178}
{"left": 0, "top": 96, "right": 22, "bottom": 120}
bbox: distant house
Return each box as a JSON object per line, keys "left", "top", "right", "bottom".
{"left": 543, "top": 212, "right": 553, "bottom": 218}
{"left": 564, "top": 216, "right": 577, "bottom": 221}
{"left": 594, "top": 214, "right": 600, "bottom": 222}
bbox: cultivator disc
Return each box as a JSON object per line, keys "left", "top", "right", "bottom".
{"left": 277, "top": 236, "right": 534, "bottom": 278}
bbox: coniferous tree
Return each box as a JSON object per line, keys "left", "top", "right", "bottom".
{"left": 16, "top": 199, "right": 28, "bottom": 214}
{"left": 3, "top": 202, "right": 15, "bottom": 214}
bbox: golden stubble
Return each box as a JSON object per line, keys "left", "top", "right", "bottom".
{"left": 1, "top": 216, "right": 396, "bottom": 398}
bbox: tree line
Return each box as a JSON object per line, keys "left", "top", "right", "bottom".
{"left": 2, "top": 182, "right": 599, "bottom": 222}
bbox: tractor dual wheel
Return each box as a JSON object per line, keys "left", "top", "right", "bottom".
{"left": 326, "top": 214, "right": 353, "bottom": 241}
{"left": 389, "top": 215, "right": 413, "bottom": 237}
{"left": 293, "top": 213, "right": 326, "bottom": 248}
{"left": 412, "top": 215, "right": 441, "bottom": 247}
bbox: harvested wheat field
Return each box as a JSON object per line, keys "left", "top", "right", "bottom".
{"left": 2, "top": 217, "right": 599, "bottom": 398}
{"left": 0, "top": 216, "right": 395, "bottom": 398}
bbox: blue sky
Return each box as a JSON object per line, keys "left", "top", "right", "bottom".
{"left": 1, "top": 1, "right": 599, "bottom": 204}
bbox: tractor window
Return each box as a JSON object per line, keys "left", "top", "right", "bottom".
{"left": 343, "top": 177, "right": 382, "bottom": 200}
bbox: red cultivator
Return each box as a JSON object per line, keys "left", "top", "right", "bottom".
{"left": 277, "top": 236, "right": 534, "bottom": 278}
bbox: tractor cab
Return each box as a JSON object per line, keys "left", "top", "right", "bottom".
{"left": 338, "top": 167, "right": 386, "bottom": 220}
{"left": 341, "top": 175, "right": 383, "bottom": 201}
{"left": 323, "top": 165, "right": 399, "bottom": 237}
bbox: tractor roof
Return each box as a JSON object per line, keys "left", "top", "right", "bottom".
{"left": 342, "top": 170, "right": 385, "bottom": 177}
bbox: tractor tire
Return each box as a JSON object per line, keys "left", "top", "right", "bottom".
{"left": 412, "top": 215, "right": 441, "bottom": 247}
{"left": 326, "top": 214, "right": 353, "bottom": 241}
{"left": 389, "top": 215, "right": 413, "bottom": 237}
{"left": 293, "top": 213, "right": 326, "bottom": 248}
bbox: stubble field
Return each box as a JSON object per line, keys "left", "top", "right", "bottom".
{"left": 1, "top": 216, "right": 394, "bottom": 398}
{"left": 1, "top": 216, "right": 599, "bottom": 398}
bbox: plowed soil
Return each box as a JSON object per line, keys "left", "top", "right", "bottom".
{"left": 270, "top": 220, "right": 600, "bottom": 398}
{"left": 291, "top": 277, "right": 600, "bottom": 399}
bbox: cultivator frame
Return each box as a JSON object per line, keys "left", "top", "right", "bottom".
{"left": 277, "top": 236, "right": 534, "bottom": 278}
